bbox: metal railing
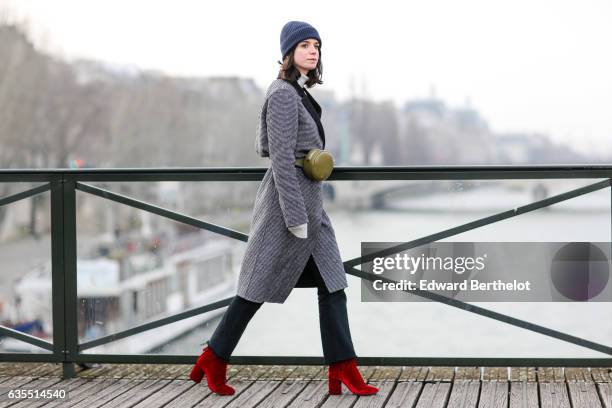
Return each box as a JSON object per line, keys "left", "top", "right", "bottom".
{"left": 0, "top": 165, "right": 611, "bottom": 379}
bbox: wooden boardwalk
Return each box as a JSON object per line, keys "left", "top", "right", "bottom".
{"left": 0, "top": 363, "right": 610, "bottom": 407}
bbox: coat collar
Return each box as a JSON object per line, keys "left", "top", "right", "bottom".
{"left": 297, "top": 73, "right": 309, "bottom": 87}
{"left": 283, "top": 78, "right": 326, "bottom": 149}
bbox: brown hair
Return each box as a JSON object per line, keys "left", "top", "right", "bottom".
{"left": 276, "top": 43, "right": 323, "bottom": 88}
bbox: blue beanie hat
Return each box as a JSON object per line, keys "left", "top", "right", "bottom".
{"left": 280, "top": 21, "right": 322, "bottom": 59}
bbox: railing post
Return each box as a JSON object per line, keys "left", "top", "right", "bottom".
{"left": 51, "top": 175, "right": 78, "bottom": 379}
{"left": 62, "top": 176, "right": 79, "bottom": 378}
{"left": 50, "top": 177, "right": 70, "bottom": 377}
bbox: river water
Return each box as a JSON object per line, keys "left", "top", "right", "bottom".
{"left": 157, "top": 181, "right": 612, "bottom": 360}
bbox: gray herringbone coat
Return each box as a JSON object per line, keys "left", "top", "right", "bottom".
{"left": 236, "top": 79, "right": 348, "bottom": 304}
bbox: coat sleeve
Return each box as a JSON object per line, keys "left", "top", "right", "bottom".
{"left": 266, "top": 88, "right": 309, "bottom": 228}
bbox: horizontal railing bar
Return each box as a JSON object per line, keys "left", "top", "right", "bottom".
{"left": 78, "top": 296, "right": 233, "bottom": 351}
{"left": 0, "top": 326, "right": 55, "bottom": 351}
{"left": 0, "top": 165, "right": 611, "bottom": 182}
{"left": 0, "top": 174, "right": 60, "bottom": 182}
{"left": 346, "top": 266, "right": 612, "bottom": 356}
{"left": 330, "top": 168, "right": 612, "bottom": 181}
{"left": 76, "top": 182, "right": 248, "bottom": 242}
{"left": 0, "top": 353, "right": 63, "bottom": 363}
{"left": 228, "top": 356, "right": 612, "bottom": 367}
{"left": 71, "top": 354, "right": 612, "bottom": 367}
{"left": 0, "top": 183, "right": 50, "bottom": 208}
{"left": 345, "top": 178, "right": 611, "bottom": 268}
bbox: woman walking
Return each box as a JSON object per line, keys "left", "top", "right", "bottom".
{"left": 189, "top": 20, "right": 378, "bottom": 397}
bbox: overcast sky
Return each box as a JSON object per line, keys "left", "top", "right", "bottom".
{"left": 2, "top": 0, "right": 611, "bottom": 157}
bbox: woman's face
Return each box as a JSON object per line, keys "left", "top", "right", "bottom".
{"left": 291, "top": 38, "right": 320, "bottom": 76}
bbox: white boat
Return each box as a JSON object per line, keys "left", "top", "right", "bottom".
{"left": 1, "top": 236, "right": 242, "bottom": 354}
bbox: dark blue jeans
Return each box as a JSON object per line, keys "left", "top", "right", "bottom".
{"left": 206, "top": 255, "right": 357, "bottom": 365}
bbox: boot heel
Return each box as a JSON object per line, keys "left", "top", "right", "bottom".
{"left": 189, "top": 364, "right": 204, "bottom": 383}
{"left": 329, "top": 378, "right": 341, "bottom": 394}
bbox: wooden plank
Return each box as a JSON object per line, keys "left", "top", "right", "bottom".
{"left": 538, "top": 367, "right": 564, "bottom": 382}
{"left": 566, "top": 367, "right": 592, "bottom": 382}
{"left": 368, "top": 366, "right": 402, "bottom": 382}
{"left": 286, "top": 380, "right": 329, "bottom": 408}
{"left": 92, "top": 364, "right": 134, "bottom": 379}
{"left": 385, "top": 380, "right": 422, "bottom": 408}
{"left": 591, "top": 368, "right": 612, "bottom": 383}
{"left": 567, "top": 381, "right": 603, "bottom": 408}
{"left": 120, "top": 364, "right": 159, "bottom": 379}
{"left": 509, "top": 381, "right": 539, "bottom": 408}
{"left": 231, "top": 365, "right": 273, "bottom": 381}
{"left": 482, "top": 367, "right": 508, "bottom": 381}
{"left": 224, "top": 364, "right": 248, "bottom": 379}
{"left": 223, "top": 380, "right": 283, "bottom": 408}
{"left": 20, "top": 363, "right": 61, "bottom": 378}
{"left": 218, "top": 365, "right": 298, "bottom": 408}
{"left": 426, "top": 367, "right": 455, "bottom": 382}
{"left": 256, "top": 380, "right": 311, "bottom": 408}
{"left": 447, "top": 380, "right": 479, "bottom": 408}
{"left": 478, "top": 381, "right": 508, "bottom": 408}
{"left": 351, "top": 380, "right": 396, "bottom": 408}
{"left": 285, "top": 366, "right": 324, "bottom": 381}
{"left": 115, "top": 363, "right": 150, "bottom": 379}
{"left": 43, "top": 378, "right": 119, "bottom": 408}
{"left": 0, "top": 364, "right": 41, "bottom": 378}
{"left": 68, "top": 378, "right": 147, "bottom": 408}
{"left": 163, "top": 365, "right": 248, "bottom": 408}
{"left": 193, "top": 365, "right": 274, "bottom": 408}
{"left": 310, "top": 367, "right": 329, "bottom": 383}
{"left": 415, "top": 381, "right": 451, "bottom": 408}
{"left": 129, "top": 364, "right": 166, "bottom": 379}
{"left": 153, "top": 363, "right": 185, "bottom": 379}
{"left": 76, "top": 364, "right": 117, "bottom": 379}
{"left": 597, "top": 383, "right": 612, "bottom": 408}
{"left": 319, "top": 381, "right": 356, "bottom": 408}
{"left": 397, "top": 367, "right": 428, "bottom": 382}
{"left": 131, "top": 379, "right": 197, "bottom": 408}
{"left": 40, "top": 363, "right": 64, "bottom": 378}
{"left": 0, "top": 364, "right": 25, "bottom": 377}
{"left": 243, "top": 365, "right": 319, "bottom": 408}
{"left": 95, "top": 379, "right": 170, "bottom": 408}
{"left": 146, "top": 364, "right": 177, "bottom": 379}
{"left": 455, "top": 367, "right": 480, "bottom": 381}
{"left": 261, "top": 365, "right": 298, "bottom": 381}
{"left": 361, "top": 366, "right": 378, "bottom": 382}
{"left": 159, "top": 364, "right": 193, "bottom": 380}
{"left": 162, "top": 384, "right": 212, "bottom": 407}
{"left": 165, "top": 364, "right": 191, "bottom": 380}
{"left": 510, "top": 367, "right": 536, "bottom": 382}
{"left": 539, "top": 381, "right": 571, "bottom": 408}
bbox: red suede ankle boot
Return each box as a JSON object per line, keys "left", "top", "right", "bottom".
{"left": 189, "top": 346, "right": 235, "bottom": 395}
{"left": 328, "top": 358, "right": 379, "bottom": 395}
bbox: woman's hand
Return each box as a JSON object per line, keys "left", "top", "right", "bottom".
{"left": 288, "top": 223, "right": 308, "bottom": 239}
